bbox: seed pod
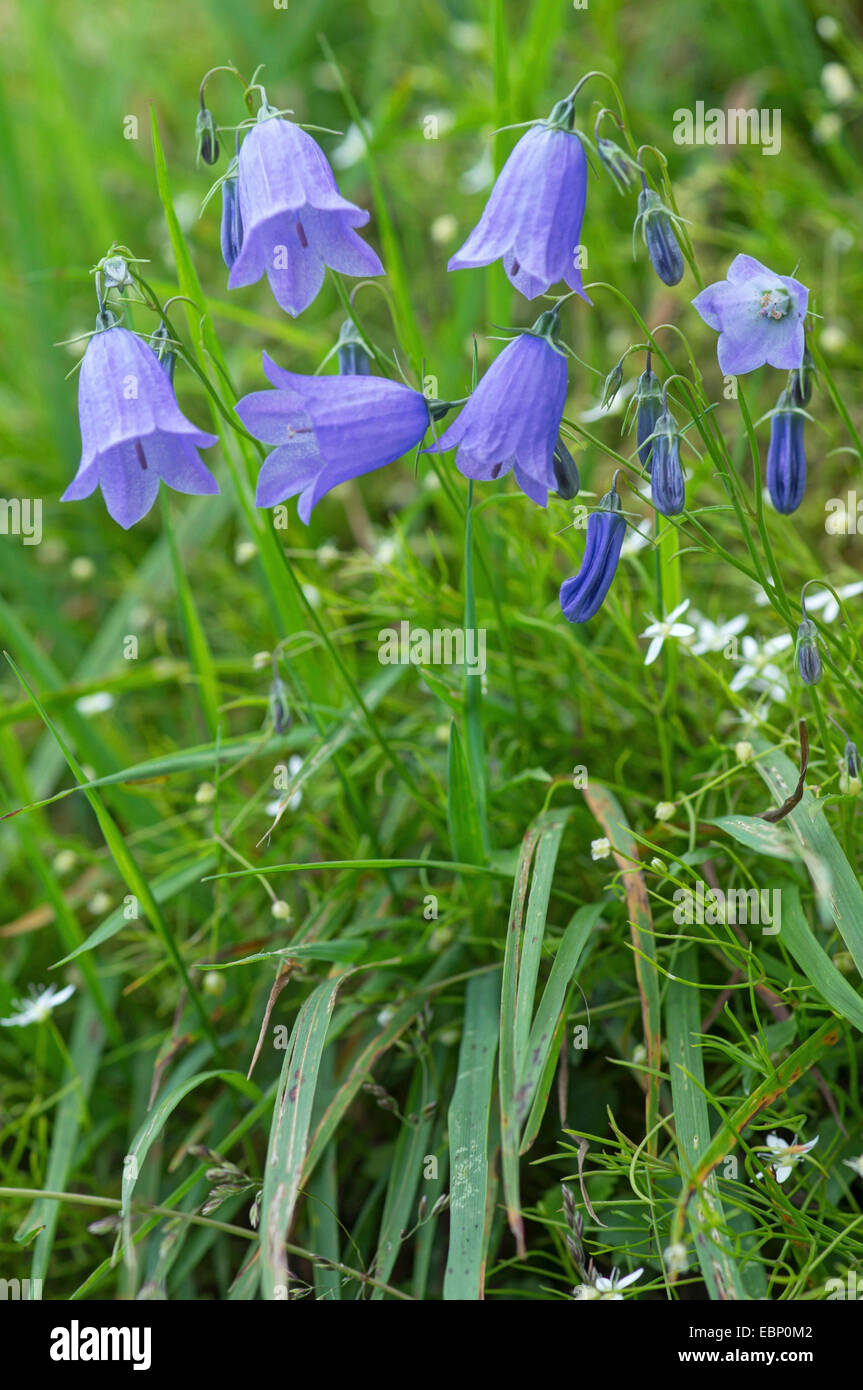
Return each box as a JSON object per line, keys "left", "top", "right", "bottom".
{"left": 596, "top": 136, "right": 638, "bottom": 193}
{"left": 601, "top": 359, "right": 624, "bottom": 408}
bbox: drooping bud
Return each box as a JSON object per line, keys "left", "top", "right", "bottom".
{"left": 597, "top": 136, "right": 638, "bottom": 193}
{"left": 635, "top": 187, "right": 685, "bottom": 287}
{"left": 840, "top": 739, "right": 860, "bottom": 795}
{"left": 795, "top": 617, "right": 822, "bottom": 685}
{"left": 559, "top": 472, "right": 627, "bottom": 624}
{"left": 151, "top": 322, "right": 176, "bottom": 384}
{"left": 220, "top": 156, "right": 243, "bottom": 270}
{"left": 634, "top": 356, "right": 663, "bottom": 470}
{"left": 552, "top": 435, "right": 580, "bottom": 500}
{"left": 196, "top": 105, "right": 220, "bottom": 166}
{"left": 269, "top": 673, "right": 291, "bottom": 734}
{"left": 650, "top": 408, "right": 685, "bottom": 515}
{"left": 601, "top": 358, "right": 624, "bottom": 409}
{"left": 766, "top": 386, "right": 807, "bottom": 515}
{"left": 335, "top": 319, "right": 372, "bottom": 376}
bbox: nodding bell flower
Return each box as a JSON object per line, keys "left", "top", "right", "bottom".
{"left": 791, "top": 344, "right": 816, "bottom": 408}
{"left": 196, "top": 104, "right": 220, "bottom": 166}
{"left": 228, "top": 101, "right": 384, "bottom": 317}
{"left": 269, "top": 671, "right": 291, "bottom": 734}
{"left": 692, "top": 255, "right": 808, "bottom": 375}
{"left": 795, "top": 616, "right": 822, "bottom": 685}
{"left": 448, "top": 95, "right": 590, "bottom": 302}
{"left": 236, "top": 351, "right": 433, "bottom": 521}
{"left": 63, "top": 319, "right": 219, "bottom": 529}
{"left": 560, "top": 472, "right": 627, "bottom": 623}
{"left": 634, "top": 184, "right": 685, "bottom": 287}
{"left": 649, "top": 395, "right": 685, "bottom": 516}
{"left": 552, "top": 435, "right": 580, "bottom": 500}
{"left": 633, "top": 354, "right": 663, "bottom": 470}
{"left": 335, "top": 318, "right": 372, "bottom": 376}
{"left": 424, "top": 308, "right": 568, "bottom": 506}
{"left": 220, "top": 153, "right": 243, "bottom": 271}
{"left": 766, "top": 384, "right": 807, "bottom": 515}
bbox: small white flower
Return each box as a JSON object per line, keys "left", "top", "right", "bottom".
{"left": 376, "top": 1007, "right": 395, "bottom": 1028}
{"left": 640, "top": 600, "right": 695, "bottom": 667}
{"left": 70, "top": 556, "right": 96, "bottom": 581}
{"left": 374, "top": 537, "right": 399, "bottom": 566}
{"left": 729, "top": 633, "right": 792, "bottom": 704}
{"left": 655, "top": 801, "right": 676, "bottom": 822}
{"left": 52, "top": 849, "right": 78, "bottom": 875}
{"left": 574, "top": 1267, "right": 643, "bottom": 1301}
{"left": 590, "top": 837, "right": 611, "bottom": 861}
{"left": 195, "top": 782, "right": 217, "bottom": 806}
{"left": 266, "top": 755, "right": 304, "bottom": 818}
{"left": 75, "top": 691, "right": 114, "bottom": 716}
{"left": 316, "top": 542, "right": 339, "bottom": 567}
{"left": 330, "top": 120, "right": 370, "bottom": 169}
{"left": 252, "top": 651, "right": 271, "bottom": 671}
{"left": 302, "top": 584, "right": 321, "bottom": 608}
{"left": 758, "top": 1132, "right": 819, "bottom": 1183}
{"left": 1, "top": 983, "right": 76, "bottom": 1027}
{"left": 87, "top": 891, "right": 112, "bottom": 915}
{"left": 843, "top": 1155, "right": 863, "bottom": 1178}
{"left": 234, "top": 540, "right": 258, "bottom": 566}
{"left": 735, "top": 740, "right": 754, "bottom": 765}
{"left": 821, "top": 323, "right": 848, "bottom": 354}
{"left": 271, "top": 900, "right": 292, "bottom": 921}
{"left": 664, "top": 1242, "right": 688, "bottom": 1274}
{"left": 822, "top": 61, "right": 855, "bottom": 105}
{"left": 430, "top": 214, "right": 458, "bottom": 245}
{"left": 689, "top": 612, "right": 748, "bottom": 656}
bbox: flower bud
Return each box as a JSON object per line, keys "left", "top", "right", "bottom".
{"left": 790, "top": 345, "right": 815, "bottom": 408}
{"left": 795, "top": 617, "right": 822, "bottom": 685}
{"left": 552, "top": 435, "right": 580, "bottom": 500}
{"left": 151, "top": 322, "right": 176, "bottom": 384}
{"left": 559, "top": 474, "right": 626, "bottom": 624}
{"left": 634, "top": 359, "right": 663, "bottom": 470}
{"left": 597, "top": 136, "right": 638, "bottom": 193}
{"left": 840, "top": 740, "right": 860, "bottom": 794}
{"left": 220, "top": 158, "right": 243, "bottom": 271}
{"left": 335, "top": 319, "right": 372, "bottom": 376}
{"left": 196, "top": 105, "right": 220, "bottom": 166}
{"left": 601, "top": 358, "right": 624, "bottom": 408}
{"left": 635, "top": 187, "right": 684, "bottom": 286}
{"left": 650, "top": 409, "right": 685, "bottom": 515}
{"left": 269, "top": 674, "right": 291, "bottom": 734}
{"left": 766, "top": 386, "right": 806, "bottom": 515}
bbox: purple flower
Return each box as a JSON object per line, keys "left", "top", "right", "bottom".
{"left": 448, "top": 99, "right": 590, "bottom": 302}
{"left": 649, "top": 408, "right": 686, "bottom": 516}
{"left": 692, "top": 255, "right": 809, "bottom": 375}
{"left": 560, "top": 475, "right": 626, "bottom": 623}
{"left": 796, "top": 617, "right": 822, "bottom": 686}
{"left": 635, "top": 188, "right": 684, "bottom": 287}
{"left": 236, "top": 353, "right": 430, "bottom": 522}
{"left": 227, "top": 110, "right": 384, "bottom": 317}
{"left": 766, "top": 385, "right": 807, "bottom": 515}
{"left": 634, "top": 358, "right": 663, "bottom": 470}
{"left": 62, "top": 324, "right": 219, "bottom": 529}
{"left": 424, "top": 312, "right": 568, "bottom": 506}
{"left": 220, "top": 157, "right": 243, "bottom": 271}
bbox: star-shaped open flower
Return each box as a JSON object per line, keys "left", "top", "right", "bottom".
{"left": 573, "top": 1266, "right": 643, "bottom": 1301}
{"left": 757, "top": 1132, "right": 819, "bottom": 1183}
{"left": 639, "top": 599, "right": 695, "bottom": 666}
{"left": 1, "top": 983, "right": 76, "bottom": 1027}
{"left": 692, "top": 255, "right": 809, "bottom": 375}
